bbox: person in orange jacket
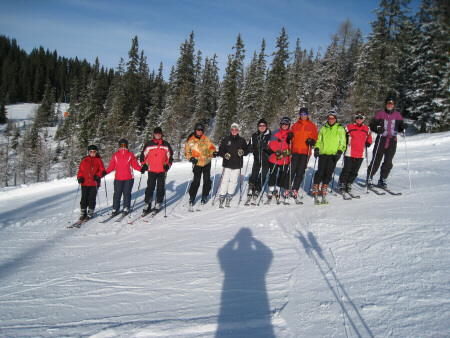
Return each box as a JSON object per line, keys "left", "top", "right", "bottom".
{"left": 76, "top": 145, "right": 106, "bottom": 220}
{"left": 289, "top": 108, "right": 318, "bottom": 201}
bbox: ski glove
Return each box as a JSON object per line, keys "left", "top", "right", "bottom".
{"left": 238, "top": 149, "right": 244, "bottom": 156}
{"left": 163, "top": 164, "right": 170, "bottom": 172}
{"left": 314, "top": 148, "right": 320, "bottom": 158}
{"left": 259, "top": 141, "right": 269, "bottom": 149}
{"left": 93, "top": 175, "right": 101, "bottom": 182}
{"left": 376, "top": 126, "right": 385, "bottom": 135}
{"left": 102, "top": 170, "right": 107, "bottom": 178}
{"left": 247, "top": 145, "right": 254, "bottom": 153}
{"left": 190, "top": 157, "right": 198, "bottom": 165}
{"left": 286, "top": 132, "right": 294, "bottom": 143}
{"left": 398, "top": 123, "right": 407, "bottom": 133}
{"left": 77, "top": 177, "right": 85, "bottom": 184}
{"left": 282, "top": 149, "right": 290, "bottom": 157}
{"left": 365, "top": 141, "right": 371, "bottom": 148}
{"left": 212, "top": 151, "right": 219, "bottom": 158}
{"left": 224, "top": 153, "right": 231, "bottom": 160}
{"left": 275, "top": 149, "right": 283, "bottom": 160}
{"left": 306, "top": 138, "right": 316, "bottom": 146}
{"left": 140, "top": 164, "right": 148, "bottom": 174}
{"left": 333, "top": 150, "right": 343, "bottom": 162}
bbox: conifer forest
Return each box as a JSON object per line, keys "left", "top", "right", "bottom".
{"left": 0, "top": 0, "right": 449, "bottom": 187}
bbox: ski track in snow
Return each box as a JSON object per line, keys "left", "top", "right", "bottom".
{"left": 1, "top": 108, "right": 450, "bottom": 337}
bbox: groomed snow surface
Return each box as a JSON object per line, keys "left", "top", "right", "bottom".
{"left": 1, "top": 110, "right": 449, "bottom": 337}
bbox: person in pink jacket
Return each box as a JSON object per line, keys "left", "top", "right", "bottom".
{"left": 105, "top": 139, "right": 142, "bottom": 216}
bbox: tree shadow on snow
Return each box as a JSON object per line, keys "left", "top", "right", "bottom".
{"left": 216, "top": 227, "right": 275, "bottom": 338}
{"left": 296, "top": 231, "right": 374, "bottom": 338}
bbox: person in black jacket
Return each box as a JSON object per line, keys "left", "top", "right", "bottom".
{"left": 246, "top": 119, "right": 272, "bottom": 203}
{"left": 217, "top": 123, "right": 249, "bottom": 207}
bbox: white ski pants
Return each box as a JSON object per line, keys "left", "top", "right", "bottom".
{"left": 219, "top": 168, "right": 240, "bottom": 196}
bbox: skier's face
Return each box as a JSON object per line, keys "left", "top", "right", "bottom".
{"left": 154, "top": 133, "right": 162, "bottom": 140}
{"left": 89, "top": 150, "right": 96, "bottom": 157}
{"left": 386, "top": 101, "right": 395, "bottom": 110}
{"left": 195, "top": 129, "right": 203, "bottom": 137}
{"left": 258, "top": 123, "right": 266, "bottom": 132}
{"left": 328, "top": 116, "right": 336, "bottom": 126}
{"left": 300, "top": 113, "right": 308, "bottom": 121}
{"left": 281, "top": 123, "right": 289, "bottom": 131}
{"left": 231, "top": 128, "right": 239, "bottom": 136}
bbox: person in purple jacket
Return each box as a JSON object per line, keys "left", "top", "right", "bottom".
{"left": 367, "top": 96, "right": 407, "bottom": 188}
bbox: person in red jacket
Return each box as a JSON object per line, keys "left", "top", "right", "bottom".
{"left": 105, "top": 139, "right": 142, "bottom": 216}
{"left": 139, "top": 127, "right": 174, "bottom": 215}
{"left": 76, "top": 145, "right": 106, "bottom": 220}
{"left": 338, "top": 112, "right": 372, "bottom": 194}
{"left": 289, "top": 107, "right": 318, "bottom": 201}
{"left": 266, "top": 117, "right": 292, "bottom": 203}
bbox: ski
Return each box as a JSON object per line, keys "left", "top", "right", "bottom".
{"left": 99, "top": 212, "right": 121, "bottom": 223}
{"left": 67, "top": 219, "right": 86, "bottom": 228}
{"left": 188, "top": 204, "right": 195, "bottom": 212}
{"left": 143, "top": 209, "right": 160, "bottom": 222}
{"left": 376, "top": 185, "right": 402, "bottom": 196}
{"left": 328, "top": 188, "right": 338, "bottom": 196}
{"left": 321, "top": 196, "right": 329, "bottom": 204}
{"left": 250, "top": 195, "right": 258, "bottom": 205}
{"left": 339, "top": 191, "right": 352, "bottom": 200}
{"left": 264, "top": 196, "right": 273, "bottom": 205}
{"left": 314, "top": 196, "right": 321, "bottom": 205}
{"left": 128, "top": 210, "right": 150, "bottom": 225}
{"left": 244, "top": 195, "right": 252, "bottom": 206}
{"left": 347, "top": 192, "right": 360, "bottom": 199}
{"left": 294, "top": 198, "right": 303, "bottom": 205}
{"left": 115, "top": 212, "right": 129, "bottom": 222}
{"left": 358, "top": 182, "right": 386, "bottom": 195}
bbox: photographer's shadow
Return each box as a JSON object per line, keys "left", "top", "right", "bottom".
{"left": 216, "top": 228, "right": 275, "bottom": 337}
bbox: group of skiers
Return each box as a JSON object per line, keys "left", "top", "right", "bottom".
{"left": 76, "top": 96, "right": 406, "bottom": 220}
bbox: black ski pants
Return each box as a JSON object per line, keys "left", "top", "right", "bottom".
{"left": 267, "top": 162, "right": 289, "bottom": 191}
{"left": 248, "top": 157, "right": 270, "bottom": 193}
{"left": 290, "top": 153, "right": 309, "bottom": 191}
{"left": 339, "top": 157, "right": 364, "bottom": 185}
{"left": 145, "top": 172, "right": 165, "bottom": 204}
{"left": 80, "top": 186, "right": 97, "bottom": 210}
{"left": 314, "top": 154, "right": 338, "bottom": 185}
{"left": 113, "top": 178, "right": 134, "bottom": 211}
{"left": 367, "top": 136, "right": 397, "bottom": 180}
{"left": 189, "top": 162, "right": 212, "bottom": 200}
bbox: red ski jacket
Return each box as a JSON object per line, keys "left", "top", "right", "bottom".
{"left": 344, "top": 123, "right": 372, "bottom": 158}
{"left": 77, "top": 155, "right": 105, "bottom": 187}
{"left": 269, "top": 128, "right": 291, "bottom": 165}
{"left": 106, "top": 149, "right": 142, "bottom": 181}
{"left": 140, "top": 138, "right": 174, "bottom": 173}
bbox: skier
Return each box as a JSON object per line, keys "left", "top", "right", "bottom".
{"left": 140, "top": 127, "right": 173, "bottom": 215}
{"left": 217, "top": 123, "right": 249, "bottom": 207}
{"left": 185, "top": 123, "right": 217, "bottom": 207}
{"left": 76, "top": 145, "right": 106, "bottom": 220}
{"left": 289, "top": 108, "right": 318, "bottom": 202}
{"left": 367, "top": 96, "right": 406, "bottom": 189}
{"left": 266, "top": 117, "right": 292, "bottom": 203}
{"left": 313, "top": 111, "right": 346, "bottom": 204}
{"left": 104, "top": 139, "right": 142, "bottom": 216}
{"left": 245, "top": 118, "right": 272, "bottom": 204}
{"left": 338, "top": 112, "right": 372, "bottom": 195}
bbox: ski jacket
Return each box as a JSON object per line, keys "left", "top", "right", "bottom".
{"left": 184, "top": 134, "right": 216, "bottom": 167}
{"left": 316, "top": 122, "right": 346, "bottom": 155}
{"left": 77, "top": 155, "right": 105, "bottom": 187}
{"left": 290, "top": 117, "right": 318, "bottom": 156}
{"left": 218, "top": 134, "right": 249, "bottom": 170}
{"left": 140, "top": 137, "right": 174, "bottom": 173}
{"left": 106, "top": 149, "right": 142, "bottom": 181}
{"left": 345, "top": 123, "right": 372, "bottom": 158}
{"left": 268, "top": 128, "right": 291, "bottom": 165}
{"left": 369, "top": 109, "right": 404, "bottom": 149}
{"left": 248, "top": 128, "right": 272, "bottom": 165}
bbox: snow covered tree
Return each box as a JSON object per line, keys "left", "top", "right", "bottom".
{"left": 35, "top": 79, "right": 56, "bottom": 127}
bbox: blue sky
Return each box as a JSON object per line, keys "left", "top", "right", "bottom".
{"left": 0, "top": 0, "right": 420, "bottom": 79}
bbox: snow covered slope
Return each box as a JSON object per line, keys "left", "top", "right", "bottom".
{"left": 0, "top": 129, "right": 449, "bottom": 337}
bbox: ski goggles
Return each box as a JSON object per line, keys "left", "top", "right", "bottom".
{"left": 386, "top": 100, "right": 395, "bottom": 105}
{"left": 119, "top": 143, "right": 128, "bottom": 148}
{"left": 89, "top": 150, "right": 97, "bottom": 154}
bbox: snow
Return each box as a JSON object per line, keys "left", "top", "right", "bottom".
{"left": 1, "top": 106, "right": 450, "bottom": 337}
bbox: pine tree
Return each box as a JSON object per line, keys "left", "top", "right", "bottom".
{"left": 0, "top": 94, "right": 7, "bottom": 124}
{"left": 35, "top": 78, "right": 56, "bottom": 127}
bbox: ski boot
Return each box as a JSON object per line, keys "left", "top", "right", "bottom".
{"left": 283, "top": 190, "right": 291, "bottom": 205}
{"left": 86, "top": 208, "right": 95, "bottom": 219}
{"left": 378, "top": 177, "right": 388, "bottom": 189}
{"left": 122, "top": 207, "right": 129, "bottom": 216}
{"left": 79, "top": 209, "right": 87, "bottom": 221}
{"left": 338, "top": 182, "right": 346, "bottom": 194}
{"left": 251, "top": 190, "right": 259, "bottom": 205}
{"left": 320, "top": 184, "right": 329, "bottom": 204}
{"left": 367, "top": 176, "right": 374, "bottom": 189}
{"left": 265, "top": 187, "right": 274, "bottom": 204}
{"left": 188, "top": 198, "right": 195, "bottom": 212}
{"left": 201, "top": 196, "right": 207, "bottom": 205}
{"left": 152, "top": 203, "right": 161, "bottom": 214}
{"left": 312, "top": 183, "right": 321, "bottom": 205}
{"left": 219, "top": 195, "right": 226, "bottom": 208}
{"left": 346, "top": 183, "right": 352, "bottom": 193}
{"left": 111, "top": 209, "right": 120, "bottom": 217}
{"left": 225, "top": 195, "right": 232, "bottom": 207}
{"left": 142, "top": 202, "right": 152, "bottom": 216}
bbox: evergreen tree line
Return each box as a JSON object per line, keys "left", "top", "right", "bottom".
{"left": 0, "top": 0, "right": 449, "bottom": 187}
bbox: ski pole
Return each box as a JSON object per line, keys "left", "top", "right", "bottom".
{"left": 103, "top": 176, "right": 109, "bottom": 213}
{"left": 211, "top": 167, "right": 226, "bottom": 206}
{"left": 403, "top": 131, "right": 412, "bottom": 190}
{"left": 367, "top": 135, "right": 381, "bottom": 193}
{"left": 308, "top": 156, "right": 318, "bottom": 195}
{"left": 209, "top": 157, "right": 217, "bottom": 201}
{"left": 182, "top": 164, "right": 194, "bottom": 207}
{"left": 95, "top": 181, "right": 103, "bottom": 215}
{"left": 301, "top": 146, "right": 311, "bottom": 199}
{"left": 238, "top": 154, "right": 243, "bottom": 205}
{"left": 257, "top": 163, "right": 278, "bottom": 206}
{"left": 130, "top": 172, "right": 143, "bottom": 214}
{"left": 69, "top": 183, "right": 80, "bottom": 224}
{"left": 164, "top": 172, "right": 168, "bottom": 218}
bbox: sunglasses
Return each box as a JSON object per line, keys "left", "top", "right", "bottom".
{"left": 328, "top": 117, "right": 336, "bottom": 120}
{"left": 387, "top": 101, "right": 395, "bottom": 105}
{"left": 196, "top": 129, "right": 203, "bottom": 132}
{"left": 355, "top": 116, "right": 364, "bottom": 120}
{"left": 300, "top": 113, "right": 307, "bottom": 116}
{"left": 258, "top": 124, "right": 266, "bottom": 127}
{"left": 119, "top": 144, "right": 127, "bottom": 148}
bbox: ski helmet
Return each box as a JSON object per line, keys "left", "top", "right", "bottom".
{"left": 194, "top": 123, "right": 205, "bottom": 131}
{"left": 154, "top": 127, "right": 163, "bottom": 135}
{"left": 354, "top": 112, "right": 365, "bottom": 121}
{"left": 327, "top": 111, "right": 337, "bottom": 119}
{"left": 280, "top": 117, "right": 291, "bottom": 125}
{"left": 118, "top": 138, "right": 129, "bottom": 148}
{"left": 87, "top": 145, "right": 98, "bottom": 152}
{"left": 385, "top": 96, "right": 396, "bottom": 105}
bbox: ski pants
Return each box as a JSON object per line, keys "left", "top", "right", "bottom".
{"left": 189, "top": 162, "right": 212, "bottom": 199}
{"left": 314, "top": 154, "right": 338, "bottom": 185}
{"left": 80, "top": 186, "right": 97, "bottom": 211}
{"left": 113, "top": 178, "right": 134, "bottom": 211}
{"left": 248, "top": 158, "right": 270, "bottom": 193}
{"left": 339, "top": 157, "right": 364, "bottom": 185}
{"left": 219, "top": 168, "right": 240, "bottom": 197}
{"left": 267, "top": 162, "right": 289, "bottom": 192}
{"left": 367, "top": 136, "right": 397, "bottom": 180}
{"left": 290, "top": 153, "right": 309, "bottom": 191}
{"left": 145, "top": 172, "right": 165, "bottom": 204}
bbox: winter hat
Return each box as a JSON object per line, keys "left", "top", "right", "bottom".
{"left": 154, "top": 127, "right": 163, "bottom": 135}
{"left": 354, "top": 112, "right": 365, "bottom": 121}
{"left": 280, "top": 117, "right": 291, "bottom": 125}
{"left": 118, "top": 138, "right": 129, "bottom": 148}
{"left": 257, "top": 118, "right": 267, "bottom": 127}
{"left": 194, "top": 123, "right": 205, "bottom": 131}
{"left": 385, "top": 96, "right": 396, "bottom": 105}
{"left": 231, "top": 123, "right": 239, "bottom": 130}
{"left": 299, "top": 107, "right": 308, "bottom": 115}
{"left": 87, "top": 145, "right": 98, "bottom": 152}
